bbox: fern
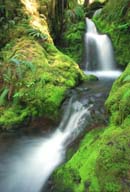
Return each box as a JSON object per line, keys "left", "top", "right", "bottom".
{"left": 21, "top": 60, "right": 36, "bottom": 72}
{"left": 10, "top": 57, "right": 20, "bottom": 65}
{"left": 117, "top": 23, "right": 129, "bottom": 30}
{"left": 9, "top": 57, "right": 23, "bottom": 79}
{"left": 3, "top": 68, "right": 12, "bottom": 82}
{"left": 27, "top": 28, "right": 48, "bottom": 41}
{"left": 9, "top": 57, "right": 36, "bottom": 75}
{"left": 65, "top": 9, "right": 75, "bottom": 21}
{"left": 0, "top": 88, "right": 9, "bottom": 106}
{"left": 74, "top": 6, "right": 85, "bottom": 20}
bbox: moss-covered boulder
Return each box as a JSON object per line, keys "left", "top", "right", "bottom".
{"left": 52, "top": 123, "right": 130, "bottom": 192}
{"left": 0, "top": 0, "right": 89, "bottom": 130}
{"left": 106, "top": 63, "right": 130, "bottom": 125}
{"left": 0, "top": 38, "right": 84, "bottom": 129}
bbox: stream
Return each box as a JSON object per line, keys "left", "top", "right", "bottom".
{"left": 0, "top": 18, "right": 121, "bottom": 192}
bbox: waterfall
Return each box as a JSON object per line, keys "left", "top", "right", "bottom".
{"left": 84, "top": 18, "right": 121, "bottom": 78}
{"left": 0, "top": 99, "right": 91, "bottom": 192}
{"left": 93, "top": 8, "right": 102, "bottom": 17}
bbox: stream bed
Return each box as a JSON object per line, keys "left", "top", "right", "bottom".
{"left": 0, "top": 77, "right": 117, "bottom": 192}
{"left": 0, "top": 17, "right": 122, "bottom": 192}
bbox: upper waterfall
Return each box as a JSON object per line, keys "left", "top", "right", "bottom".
{"left": 86, "top": 18, "right": 98, "bottom": 33}
{"left": 84, "top": 18, "right": 121, "bottom": 78}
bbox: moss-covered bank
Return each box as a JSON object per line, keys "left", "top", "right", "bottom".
{"left": 0, "top": 0, "right": 91, "bottom": 130}
{"left": 51, "top": 64, "right": 130, "bottom": 192}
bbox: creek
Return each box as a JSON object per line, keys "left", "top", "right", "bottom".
{"left": 0, "top": 18, "right": 121, "bottom": 192}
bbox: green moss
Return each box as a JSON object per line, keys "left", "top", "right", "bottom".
{"left": 0, "top": 32, "right": 87, "bottom": 129}
{"left": 52, "top": 122, "right": 130, "bottom": 192}
{"left": 93, "top": 0, "right": 130, "bottom": 66}
{"left": 52, "top": 61, "right": 130, "bottom": 192}
{"left": 106, "top": 63, "right": 130, "bottom": 125}
{"left": 0, "top": 106, "right": 30, "bottom": 130}
{"left": 59, "top": 21, "right": 85, "bottom": 63}
{"left": 52, "top": 128, "right": 103, "bottom": 192}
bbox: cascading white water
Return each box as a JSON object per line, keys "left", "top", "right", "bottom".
{"left": 0, "top": 99, "right": 91, "bottom": 192}
{"left": 84, "top": 17, "right": 121, "bottom": 78}
{"left": 93, "top": 8, "right": 102, "bottom": 17}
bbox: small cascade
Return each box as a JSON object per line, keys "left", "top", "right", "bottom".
{"left": 93, "top": 8, "right": 102, "bottom": 17}
{"left": 84, "top": 18, "right": 121, "bottom": 78}
{"left": 0, "top": 99, "right": 91, "bottom": 192}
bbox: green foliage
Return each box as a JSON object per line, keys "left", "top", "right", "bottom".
{"left": 60, "top": 21, "right": 85, "bottom": 62}
{"left": 0, "top": 0, "right": 92, "bottom": 130}
{"left": 100, "top": 0, "right": 129, "bottom": 22}
{"left": 0, "top": 106, "right": 30, "bottom": 130}
{"left": 52, "top": 3, "right": 85, "bottom": 63}
{"left": 52, "top": 60, "right": 130, "bottom": 192}
{"left": 93, "top": 0, "right": 130, "bottom": 66}
{"left": 0, "top": 35, "right": 86, "bottom": 129}
{"left": 74, "top": 6, "right": 85, "bottom": 19}
{"left": 0, "top": 0, "right": 24, "bottom": 47}
{"left": 0, "top": 88, "right": 9, "bottom": 106}
{"left": 9, "top": 57, "right": 36, "bottom": 77}
{"left": 52, "top": 128, "right": 103, "bottom": 192}
{"left": 65, "top": 5, "right": 85, "bottom": 23}
{"left": 27, "top": 28, "right": 48, "bottom": 41}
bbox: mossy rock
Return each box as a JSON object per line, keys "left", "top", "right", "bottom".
{"left": 52, "top": 123, "right": 130, "bottom": 192}
{"left": 106, "top": 63, "right": 130, "bottom": 125}
{"left": 0, "top": 35, "right": 86, "bottom": 129}
{"left": 0, "top": 0, "right": 90, "bottom": 130}
{"left": 51, "top": 64, "right": 130, "bottom": 192}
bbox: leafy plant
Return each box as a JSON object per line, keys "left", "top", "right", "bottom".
{"left": 10, "top": 57, "right": 36, "bottom": 74}
{"left": 0, "top": 88, "right": 9, "bottom": 106}
{"left": 1, "top": 57, "right": 36, "bottom": 101}
{"left": 27, "top": 28, "right": 48, "bottom": 41}
{"left": 65, "top": 5, "right": 85, "bottom": 23}
{"left": 117, "top": 23, "right": 129, "bottom": 31}
{"left": 74, "top": 6, "right": 85, "bottom": 20}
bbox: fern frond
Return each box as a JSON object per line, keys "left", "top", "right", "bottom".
{"left": 0, "top": 88, "right": 9, "bottom": 106}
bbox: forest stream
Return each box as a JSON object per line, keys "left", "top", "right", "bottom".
{"left": 0, "top": 17, "right": 122, "bottom": 192}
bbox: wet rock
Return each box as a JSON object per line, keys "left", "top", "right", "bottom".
{"left": 82, "top": 99, "right": 89, "bottom": 106}
{"left": 95, "top": 93, "right": 102, "bottom": 97}
{"left": 95, "top": 110, "right": 100, "bottom": 115}
{"left": 101, "top": 108, "right": 105, "bottom": 113}
{"left": 90, "top": 97, "right": 95, "bottom": 103}
{"left": 76, "top": 87, "right": 90, "bottom": 92}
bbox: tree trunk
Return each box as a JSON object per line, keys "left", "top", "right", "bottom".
{"left": 84, "top": 0, "right": 89, "bottom": 6}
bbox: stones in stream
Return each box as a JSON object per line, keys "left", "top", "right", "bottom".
{"left": 61, "top": 80, "right": 112, "bottom": 136}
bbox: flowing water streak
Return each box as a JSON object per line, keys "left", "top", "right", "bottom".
{"left": 84, "top": 18, "right": 121, "bottom": 78}
{"left": 0, "top": 100, "right": 91, "bottom": 192}
{"left": 93, "top": 8, "right": 102, "bottom": 17}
